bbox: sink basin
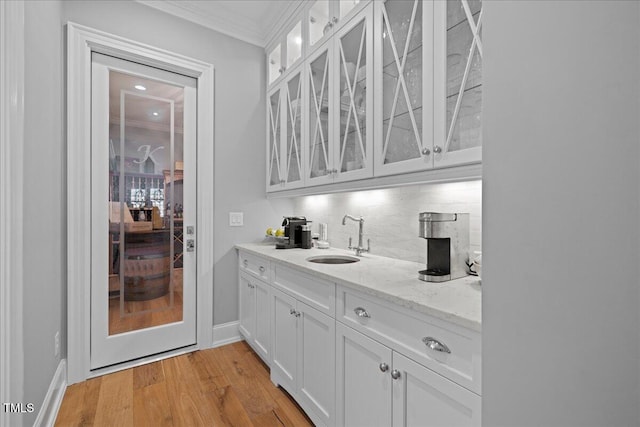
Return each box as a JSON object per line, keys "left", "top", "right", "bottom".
{"left": 306, "top": 255, "right": 360, "bottom": 264}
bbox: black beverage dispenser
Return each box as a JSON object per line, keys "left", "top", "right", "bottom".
{"left": 418, "top": 212, "right": 469, "bottom": 282}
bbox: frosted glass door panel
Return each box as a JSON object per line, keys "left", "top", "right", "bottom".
{"left": 284, "top": 71, "right": 303, "bottom": 187}
{"left": 268, "top": 89, "right": 283, "bottom": 188}
{"left": 307, "top": 47, "right": 332, "bottom": 184}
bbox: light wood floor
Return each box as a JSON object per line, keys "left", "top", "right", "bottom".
{"left": 55, "top": 341, "right": 314, "bottom": 427}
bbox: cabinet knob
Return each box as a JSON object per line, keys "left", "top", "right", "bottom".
{"left": 421, "top": 148, "right": 431, "bottom": 156}
{"left": 433, "top": 145, "right": 442, "bottom": 154}
{"left": 379, "top": 362, "right": 389, "bottom": 372}
{"left": 422, "top": 337, "right": 451, "bottom": 354}
{"left": 259, "top": 266, "right": 266, "bottom": 273}
{"left": 391, "top": 369, "right": 401, "bottom": 380}
{"left": 290, "top": 308, "right": 296, "bottom": 315}
{"left": 247, "top": 282, "right": 255, "bottom": 289}
{"left": 332, "top": 16, "right": 338, "bottom": 24}
{"left": 354, "top": 307, "right": 370, "bottom": 318}
{"left": 243, "top": 259, "right": 248, "bottom": 267}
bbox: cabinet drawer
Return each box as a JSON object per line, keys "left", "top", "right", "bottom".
{"left": 273, "top": 264, "right": 336, "bottom": 317}
{"left": 239, "top": 251, "right": 271, "bottom": 282}
{"left": 337, "top": 286, "right": 481, "bottom": 394}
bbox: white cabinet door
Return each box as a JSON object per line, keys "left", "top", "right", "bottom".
{"left": 267, "top": 86, "right": 284, "bottom": 191}
{"left": 253, "top": 279, "right": 271, "bottom": 363}
{"left": 392, "top": 352, "right": 481, "bottom": 427}
{"left": 433, "top": 0, "right": 483, "bottom": 168}
{"left": 374, "top": 0, "right": 434, "bottom": 176}
{"left": 271, "top": 287, "right": 298, "bottom": 392}
{"left": 283, "top": 68, "right": 305, "bottom": 189}
{"left": 333, "top": 4, "right": 374, "bottom": 183}
{"left": 238, "top": 273, "right": 256, "bottom": 342}
{"left": 336, "top": 322, "right": 392, "bottom": 427}
{"left": 297, "top": 302, "right": 336, "bottom": 426}
{"left": 305, "top": 40, "right": 335, "bottom": 187}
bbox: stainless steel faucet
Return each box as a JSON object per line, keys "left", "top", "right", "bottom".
{"left": 342, "top": 214, "right": 370, "bottom": 256}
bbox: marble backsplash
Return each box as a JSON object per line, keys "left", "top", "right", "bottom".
{"left": 290, "top": 180, "right": 482, "bottom": 265}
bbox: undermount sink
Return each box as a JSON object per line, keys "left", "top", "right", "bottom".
{"left": 306, "top": 255, "right": 360, "bottom": 264}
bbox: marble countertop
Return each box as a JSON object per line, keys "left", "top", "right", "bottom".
{"left": 236, "top": 242, "right": 481, "bottom": 332}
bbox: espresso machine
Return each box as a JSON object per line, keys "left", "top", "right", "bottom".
{"left": 418, "top": 212, "right": 469, "bottom": 282}
{"left": 276, "top": 216, "right": 312, "bottom": 249}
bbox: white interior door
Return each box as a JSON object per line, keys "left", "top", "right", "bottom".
{"left": 90, "top": 53, "right": 197, "bottom": 369}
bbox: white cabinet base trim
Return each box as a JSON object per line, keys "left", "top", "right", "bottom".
{"left": 212, "top": 321, "right": 242, "bottom": 347}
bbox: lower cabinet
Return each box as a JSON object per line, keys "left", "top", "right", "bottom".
{"left": 238, "top": 272, "right": 271, "bottom": 364}
{"left": 336, "top": 322, "right": 481, "bottom": 427}
{"left": 271, "top": 286, "right": 336, "bottom": 427}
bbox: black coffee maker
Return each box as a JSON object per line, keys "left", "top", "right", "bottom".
{"left": 276, "top": 216, "right": 312, "bottom": 249}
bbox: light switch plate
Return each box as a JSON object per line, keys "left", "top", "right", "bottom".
{"left": 229, "top": 212, "right": 244, "bottom": 227}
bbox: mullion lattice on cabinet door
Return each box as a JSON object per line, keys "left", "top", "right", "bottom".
{"left": 381, "top": 0, "right": 422, "bottom": 160}
{"left": 338, "top": 22, "right": 367, "bottom": 171}
{"left": 268, "top": 90, "right": 282, "bottom": 184}
{"left": 286, "top": 74, "right": 302, "bottom": 182}
{"left": 445, "top": 0, "right": 483, "bottom": 153}
{"left": 308, "top": 53, "right": 330, "bottom": 178}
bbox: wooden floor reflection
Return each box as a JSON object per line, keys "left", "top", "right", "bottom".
{"left": 109, "top": 268, "right": 183, "bottom": 336}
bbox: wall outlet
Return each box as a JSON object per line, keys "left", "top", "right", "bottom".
{"left": 229, "top": 212, "right": 244, "bottom": 227}
{"left": 54, "top": 331, "right": 60, "bottom": 359}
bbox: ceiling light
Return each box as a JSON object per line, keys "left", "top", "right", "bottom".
{"left": 152, "top": 112, "right": 159, "bottom": 117}
{"left": 135, "top": 84, "right": 146, "bottom": 91}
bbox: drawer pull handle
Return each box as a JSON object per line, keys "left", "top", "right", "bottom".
{"left": 243, "top": 259, "right": 248, "bottom": 267}
{"left": 422, "top": 337, "right": 451, "bottom": 354}
{"left": 259, "top": 266, "right": 266, "bottom": 273}
{"left": 391, "top": 369, "right": 401, "bottom": 380}
{"left": 379, "top": 362, "right": 389, "bottom": 372}
{"left": 354, "top": 307, "right": 370, "bottom": 318}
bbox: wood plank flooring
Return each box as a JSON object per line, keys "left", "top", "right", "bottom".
{"left": 55, "top": 341, "right": 314, "bottom": 427}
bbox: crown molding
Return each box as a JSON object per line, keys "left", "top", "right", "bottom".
{"left": 137, "top": 0, "right": 302, "bottom": 47}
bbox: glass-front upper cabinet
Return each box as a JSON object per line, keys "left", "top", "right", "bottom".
{"left": 433, "top": 0, "right": 483, "bottom": 167}
{"left": 333, "top": 4, "right": 374, "bottom": 182}
{"left": 374, "top": 0, "right": 433, "bottom": 176}
{"left": 306, "top": 0, "right": 371, "bottom": 56}
{"left": 306, "top": 41, "right": 334, "bottom": 186}
{"left": 268, "top": 17, "right": 304, "bottom": 87}
{"left": 267, "top": 65, "right": 305, "bottom": 192}
{"left": 267, "top": 87, "right": 283, "bottom": 191}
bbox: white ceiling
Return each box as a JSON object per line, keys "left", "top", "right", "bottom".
{"left": 136, "top": 0, "right": 305, "bottom": 47}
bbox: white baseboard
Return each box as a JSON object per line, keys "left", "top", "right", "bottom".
{"left": 34, "top": 359, "right": 67, "bottom": 427}
{"left": 211, "top": 321, "right": 241, "bottom": 348}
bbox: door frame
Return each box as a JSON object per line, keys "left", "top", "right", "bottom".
{"left": 67, "top": 22, "right": 215, "bottom": 384}
{"left": 1, "top": 1, "right": 25, "bottom": 423}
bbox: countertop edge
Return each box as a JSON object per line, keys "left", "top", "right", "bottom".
{"left": 235, "top": 243, "right": 482, "bottom": 333}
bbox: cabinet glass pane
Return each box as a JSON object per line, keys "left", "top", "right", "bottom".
{"left": 445, "top": 0, "right": 482, "bottom": 153}
{"left": 338, "top": 19, "right": 367, "bottom": 173}
{"left": 268, "top": 45, "right": 282, "bottom": 85}
{"left": 287, "top": 22, "right": 303, "bottom": 68}
{"left": 339, "top": 0, "right": 360, "bottom": 20}
{"left": 309, "top": 1, "right": 330, "bottom": 48}
{"left": 381, "top": 0, "right": 423, "bottom": 164}
{"left": 268, "top": 89, "right": 282, "bottom": 186}
{"left": 285, "top": 72, "right": 303, "bottom": 183}
{"left": 308, "top": 50, "right": 331, "bottom": 179}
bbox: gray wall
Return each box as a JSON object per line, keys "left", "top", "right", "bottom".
{"left": 61, "top": 0, "right": 292, "bottom": 327}
{"left": 22, "top": 1, "right": 65, "bottom": 426}
{"left": 483, "top": 1, "right": 640, "bottom": 425}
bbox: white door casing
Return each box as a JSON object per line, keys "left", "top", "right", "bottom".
{"left": 67, "top": 22, "right": 214, "bottom": 384}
